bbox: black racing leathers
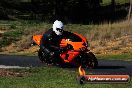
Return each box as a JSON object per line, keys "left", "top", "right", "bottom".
{"left": 40, "top": 28, "right": 69, "bottom": 59}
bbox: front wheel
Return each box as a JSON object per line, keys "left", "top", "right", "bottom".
{"left": 38, "top": 49, "right": 46, "bottom": 62}
{"left": 38, "top": 49, "right": 51, "bottom": 63}
{"left": 38, "top": 49, "right": 63, "bottom": 65}
{"left": 81, "top": 52, "right": 98, "bottom": 68}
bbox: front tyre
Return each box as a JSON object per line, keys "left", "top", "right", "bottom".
{"left": 38, "top": 49, "right": 61, "bottom": 65}
{"left": 38, "top": 49, "right": 45, "bottom": 62}
{"left": 38, "top": 49, "right": 51, "bottom": 63}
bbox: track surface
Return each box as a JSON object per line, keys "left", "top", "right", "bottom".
{"left": 0, "top": 55, "right": 132, "bottom": 76}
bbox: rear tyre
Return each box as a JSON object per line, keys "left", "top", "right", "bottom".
{"left": 81, "top": 52, "right": 98, "bottom": 68}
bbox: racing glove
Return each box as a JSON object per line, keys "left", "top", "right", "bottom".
{"left": 66, "top": 44, "right": 73, "bottom": 50}
{"left": 58, "top": 44, "right": 73, "bottom": 53}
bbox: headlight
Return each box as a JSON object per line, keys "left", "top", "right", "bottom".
{"left": 82, "top": 41, "right": 89, "bottom": 47}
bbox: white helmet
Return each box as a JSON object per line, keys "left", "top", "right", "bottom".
{"left": 53, "top": 20, "right": 64, "bottom": 35}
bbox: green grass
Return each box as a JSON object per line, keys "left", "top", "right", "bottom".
{"left": 101, "top": 0, "right": 111, "bottom": 6}
{"left": 101, "top": 0, "right": 129, "bottom": 6}
{"left": 0, "top": 20, "right": 51, "bottom": 47}
{"left": 115, "top": 0, "right": 129, "bottom": 4}
{"left": 0, "top": 67, "right": 131, "bottom": 88}
{"left": 97, "top": 53, "right": 132, "bottom": 61}
{"left": 0, "top": 30, "right": 23, "bottom": 47}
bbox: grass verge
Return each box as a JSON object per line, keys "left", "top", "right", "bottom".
{"left": 97, "top": 53, "right": 132, "bottom": 61}
{"left": 0, "top": 67, "right": 131, "bottom": 88}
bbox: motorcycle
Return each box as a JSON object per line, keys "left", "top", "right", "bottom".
{"left": 32, "top": 32, "right": 98, "bottom": 68}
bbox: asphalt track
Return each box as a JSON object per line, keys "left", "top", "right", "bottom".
{"left": 0, "top": 55, "right": 132, "bottom": 76}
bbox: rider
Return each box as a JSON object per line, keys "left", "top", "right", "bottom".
{"left": 39, "top": 20, "right": 72, "bottom": 63}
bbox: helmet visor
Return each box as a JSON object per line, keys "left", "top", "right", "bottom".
{"left": 56, "top": 28, "right": 63, "bottom": 32}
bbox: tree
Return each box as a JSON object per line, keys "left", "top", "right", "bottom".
{"left": 128, "top": 0, "right": 132, "bottom": 21}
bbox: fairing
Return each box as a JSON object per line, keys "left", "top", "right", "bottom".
{"left": 32, "top": 32, "right": 89, "bottom": 64}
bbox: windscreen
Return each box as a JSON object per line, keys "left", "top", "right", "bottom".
{"left": 64, "top": 32, "right": 82, "bottom": 42}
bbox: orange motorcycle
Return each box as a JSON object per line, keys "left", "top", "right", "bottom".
{"left": 32, "top": 32, "right": 98, "bottom": 68}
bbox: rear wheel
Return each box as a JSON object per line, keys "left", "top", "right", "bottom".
{"left": 81, "top": 52, "right": 98, "bottom": 68}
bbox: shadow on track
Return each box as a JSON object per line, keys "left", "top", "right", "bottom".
{"left": 95, "top": 66, "right": 126, "bottom": 69}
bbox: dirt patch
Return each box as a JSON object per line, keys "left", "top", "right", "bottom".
{"left": 0, "top": 30, "right": 6, "bottom": 34}
{"left": 0, "top": 30, "right": 7, "bottom": 41}
{"left": 0, "top": 69, "right": 30, "bottom": 77}
{"left": 0, "top": 30, "right": 6, "bottom": 39}
{"left": 91, "top": 35, "right": 132, "bottom": 55}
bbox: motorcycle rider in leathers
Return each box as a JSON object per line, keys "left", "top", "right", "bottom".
{"left": 39, "top": 20, "right": 72, "bottom": 64}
